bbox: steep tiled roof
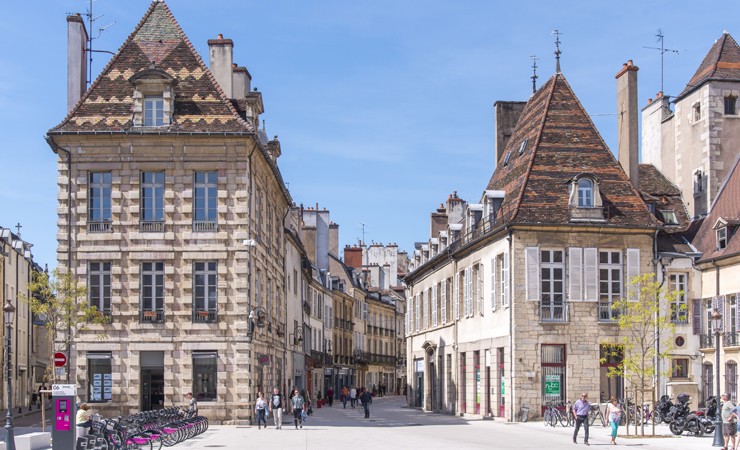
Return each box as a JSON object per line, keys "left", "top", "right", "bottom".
{"left": 638, "top": 164, "right": 690, "bottom": 230}
{"left": 485, "top": 73, "right": 655, "bottom": 228}
{"left": 50, "top": 1, "right": 252, "bottom": 134}
{"left": 693, "top": 156, "right": 740, "bottom": 262}
{"left": 677, "top": 32, "right": 740, "bottom": 100}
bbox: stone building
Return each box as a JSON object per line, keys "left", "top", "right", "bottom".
{"left": 404, "top": 71, "right": 658, "bottom": 419}
{"left": 46, "top": 1, "right": 291, "bottom": 422}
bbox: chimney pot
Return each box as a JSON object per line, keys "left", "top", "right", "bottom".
{"left": 627, "top": 59, "right": 633, "bottom": 66}
{"left": 647, "top": 98, "right": 653, "bottom": 105}
{"left": 217, "top": 33, "right": 223, "bottom": 39}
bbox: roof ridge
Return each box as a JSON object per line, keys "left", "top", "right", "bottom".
{"left": 509, "top": 74, "right": 558, "bottom": 223}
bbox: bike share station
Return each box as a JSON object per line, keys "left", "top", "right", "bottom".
{"left": 52, "top": 384, "right": 77, "bottom": 450}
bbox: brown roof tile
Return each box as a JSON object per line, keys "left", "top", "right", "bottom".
{"left": 677, "top": 32, "right": 740, "bottom": 100}
{"left": 486, "top": 74, "right": 655, "bottom": 228}
{"left": 693, "top": 156, "right": 740, "bottom": 262}
{"left": 638, "top": 164, "right": 690, "bottom": 230}
{"left": 49, "top": 1, "right": 252, "bottom": 134}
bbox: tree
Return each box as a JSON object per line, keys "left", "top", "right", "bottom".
{"left": 602, "top": 272, "right": 683, "bottom": 436}
{"left": 20, "top": 268, "right": 108, "bottom": 383}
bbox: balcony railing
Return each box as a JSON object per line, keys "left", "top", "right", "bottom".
{"left": 140, "top": 220, "right": 165, "bottom": 233}
{"left": 192, "top": 220, "right": 218, "bottom": 232}
{"left": 367, "top": 353, "right": 396, "bottom": 366}
{"left": 700, "top": 334, "right": 714, "bottom": 348}
{"left": 539, "top": 302, "right": 569, "bottom": 323}
{"left": 87, "top": 220, "right": 111, "bottom": 233}
{"left": 140, "top": 309, "right": 165, "bottom": 323}
{"left": 724, "top": 332, "right": 740, "bottom": 347}
{"left": 193, "top": 309, "right": 217, "bottom": 323}
{"left": 598, "top": 302, "right": 621, "bottom": 322}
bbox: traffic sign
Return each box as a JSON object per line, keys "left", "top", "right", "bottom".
{"left": 54, "top": 352, "right": 67, "bottom": 367}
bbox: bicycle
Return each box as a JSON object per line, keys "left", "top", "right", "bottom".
{"left": 543, "top": 402, "right": 569, "bottom": 427}
{"left": 588, "top": 403, "right": 607, "bottom": 427}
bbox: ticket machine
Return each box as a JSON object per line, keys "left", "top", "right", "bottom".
{"left": 51, "top": 384, "right": 77, "bottom": 450}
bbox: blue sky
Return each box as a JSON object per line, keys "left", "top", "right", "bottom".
{"left": 1, "top": 0, "right": 739, "bottom": 268}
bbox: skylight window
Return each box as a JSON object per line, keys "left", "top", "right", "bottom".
{"left": 518, "top": 138, "right": 529, "bottom": 155}
{"left": 660, "top": 210, "right": 678, "bottom": 225}
{"left": 718, "top": 227, "right": 728, "bottom": 250}
{"left": 503, "top": 151, "right": 512, "bottom": 166}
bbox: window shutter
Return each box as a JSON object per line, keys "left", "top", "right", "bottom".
{"left": 525, "top": 247, "right": 540, "bottom": 301}
{"left": 503, "top": 252, "right": 510, "bottom": 307}
{"left": 431, "top": 285, "right": 438, "bottom": 327}
{"left": 692, "top": 299, "right": 702, "bottom": 335}
{"left": 465, "top": 267, "right": 472, "bottom": 317}
{"left": 569, "top": 247, "right": 583, "bottom": 301}
{"left": 414, "top": 294, "right": 420, "bottom": 332}
{"left": 714, "top": 295, "right": 726, "bottom": 331}
{"left": 584, "top": 248, "right": 598, "bottom": 301}
{"left": 491, "top": 258, "right": 497, "bottom": 312}
{"left": 479, "top": 264, "right": 484, "bottom": 316}
{"left": 441, "top": 279, "right": 447, "bottom": 324}
{"left": 454, "top": 274, "right": 460, "bottom": 320}
{"left": 625, "top": 248, "right": 640, "bottom": 300}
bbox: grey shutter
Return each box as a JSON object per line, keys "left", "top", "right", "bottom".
{"left": 626, "top": 248, "right": 640, "bottom": 300}
{"left": 569, "top": 247, "right": 583, "bottom": 301}
{"left": 692, "top": 299, "right": 702, "bottom": 335}
{"left": 584, "top": 248, "right": 598, "bottom": 301}
{"left": 525, "top": 247, "right": 540, "bottom": 301}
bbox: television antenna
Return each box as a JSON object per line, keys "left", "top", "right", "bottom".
{"left": 644, "top": 29, "right": 679, "bottom": 94}
{"left": 71, "top": 0, "right": 116, "bottom": 87}
{"left": 530, "top": 55, "right": 539, "bottom": 94}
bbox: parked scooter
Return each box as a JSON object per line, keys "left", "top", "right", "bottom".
{"left": 653, "top": 394, "right": 673, "bottom": 424}
{"left": 669, "top": 394, "right": 703, "bottom": 436}
{"left": 693, "top": 396, "right": 717, "bottom": 435}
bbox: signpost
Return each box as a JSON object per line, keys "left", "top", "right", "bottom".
{"left": 53, "top": 353, "right": 67, "bottom": 367}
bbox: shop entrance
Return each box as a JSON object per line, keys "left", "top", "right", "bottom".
{"left": 140, "top": 351, "right": 164, "bottom": 411}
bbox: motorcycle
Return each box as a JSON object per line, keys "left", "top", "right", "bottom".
{"left": 693, "top": 396, "right": 717, "bottom": 435}
{"left": 653, "top": 394, "right": 673, "bottom": 424}
{"left": 669, "top": 394, "right": 704, "bottom": 436}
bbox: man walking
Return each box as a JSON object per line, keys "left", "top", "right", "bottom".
{"left": 341, "top": 386, "right": 349, "bottom": 409}
{"left": 360, "top": 387, "right": 372, "bottom": 419}
{"left": 721, "top": 392, "right": 737, "bottom": 450}
{"left": 350, "top": 386, "right": 357, "bottom": 409}
{"left": 269, "top": 388, "right": 284, "bottom": 430}
{"left": 572, "top": 392, "right": 590, "bottom": 445}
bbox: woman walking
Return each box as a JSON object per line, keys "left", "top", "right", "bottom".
{"left": 291, "top": 388, "right": 306, "bottom": 429}
{"left": 255, "top": 392, "right": 267, "bottom": 429}
{"left": 606, "top": 396, "right": 622, "bottom": 445}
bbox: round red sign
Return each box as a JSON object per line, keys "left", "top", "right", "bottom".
{"left": 53, "top": 352, "right": 67, "bottom": 367}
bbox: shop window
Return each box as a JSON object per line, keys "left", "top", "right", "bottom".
{"left": 87, "top": 352, "right": 112, "bottom": 403}
{"left": 192, "top": 352, "right": 217, "bottom": 401}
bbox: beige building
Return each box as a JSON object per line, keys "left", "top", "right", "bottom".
{"left": 47, "top": 2, "right": 291, "bottom": 423}
{"left": 405, "top": 72, "right": 658, "bottom": 420}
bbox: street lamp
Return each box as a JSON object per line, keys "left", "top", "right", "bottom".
{"left": 712, "top": 308, "right": 723, "bottom": 448}
{"left": 4, "top": 298, "right": 16, "bottom": 450}
{"left": 290, "top": 326, "right": 303, "bottom": 347}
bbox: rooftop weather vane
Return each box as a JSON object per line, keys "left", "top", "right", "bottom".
{"left": 643, "top": 29, "right": 679, "bottom": 94}
{"left": 552, "top": 30, "right": 563, "bottom": 73}
{"left": 530, "top": 55, "right": 539, "bottom": 94}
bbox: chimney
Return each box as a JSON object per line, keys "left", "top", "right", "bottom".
{"left": 232, "top": 65, "right": 251, "bottom": 99}
{"left": 267, "top": 136, "right": 282, "bottom": 161}
{"left": 329, "top": 223, "right": 339, "bottom": 257}
{"left": 67, "top": 14, "right": 88, "bottom": 113}
{"left": 344, "top": 247, "right": 362, "bottom": 268}
{"left": 494, "top": 101, "right": 526, "bottom": 164}
{"left": 208, "top": 34, "right": 233, "bottom": 98}
{"left": 615, "top": 60, "right": 639, "bottom": 189}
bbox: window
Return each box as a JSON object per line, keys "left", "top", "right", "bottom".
{"left": 500, "top": 253, "right": 509, "bottom": 308}
{"left": 725, "top": 96, "right": 737, "bottom": 115}
{"left": 727, "top": 361, "right": 738, "bottom": 401}
{"left": 141, "top": 262, "right": 164, "bottom": 323}
{"left": 88, "top": 172, "right": 112, "bottom": 232}
{"left": 598, "top": 251, "right": 622, "bottom": 321}
{"left": 660, "top": 210, "right": 679, "bottom": 225}
{"left": 415, "top": 294, "right": 420, "bottom": 332}
{"left": 141, "top": 171, "right": 164, "bottom": 231}
{"left": 693, "top": 102, "right": 702, "bottom": 122}
{"left": 440, "top": 279, "right": 447, "bottom": 325}
{"left": 144, "top": 96, "right": 164, "bottom": 126}
{"left": 671, "top": 358, "right": 689, "bottom": 378}
{"left": 491, "top": 258, "right": 497, "bottom": 312}
{"left": 703, "top": 363, "right": 714, "bottom": 399}
{"left": 718, "top": 227, "right": 728, "bottom": 250}
{"left": 194, "top": 262, "right": 217, "bottom": 323}
{"left": 518, "top": 138, "right": 529, "bottom": 155}
{"left": 578, "top": 178, "right": 593, "bottom": 207}
{"left": 540, "top": 250, "right": 565, "bottom": 322}
{"left": 192, "top": 352, "right": 217, "bottom": 401}
{"left": 431, "top": 285, "right": 438, "bottom": 327}
{"left": 669, "top": 273, "right": 688, "bottom": 324}
{"left": 503, "top": 151, "right": 512, "bottom": 166}
{"left": 87, "top": 352, "right": 112, "bottom": 402}
{"left": 541, "top": 345, "right": 566, "bottom": 405}
{"left": 89, "top": 262, "right": 111, "bottom": 318}
{"left": 193, "top": 171, "right": 217, "bottom": 231}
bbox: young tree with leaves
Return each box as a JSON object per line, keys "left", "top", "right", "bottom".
{"left": 602, "top": 272, "right": 683, "bottom": 436}
{"left": 20, "top": 268, "right": 108, "bottom": 383}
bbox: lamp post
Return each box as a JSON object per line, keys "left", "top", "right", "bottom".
{"left": 712, "top": 308, "right": 723, "bottom": 448}
{"left": 4, "top": 299, "right": 16, "bottom": 450}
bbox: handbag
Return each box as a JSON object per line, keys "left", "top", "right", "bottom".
{"left": 301, "top": 410, "right": 307, "bottom": 421}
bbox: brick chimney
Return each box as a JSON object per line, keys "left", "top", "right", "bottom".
{"left": 208, "top": 34, "right": 233, "bottom": 98}
{"left": 67, "top": 14, "right": 88, "bottom": 113}
{"left": 494, "top": 101, "right": 526, "bottom": 164}
{"left": 615, "top": 60, "right": 639, "bottom": 189}
{"left": 344, "top": 246, "right": 362, "bottom": 268}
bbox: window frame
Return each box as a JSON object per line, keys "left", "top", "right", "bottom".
{"left": 725, "top": 95, "right": 737, "bottom": 116}
{"left": 87, "top": 352, "right": 112, "bottom": 403}
{"left": 192, "top": 351, "right": 218, "bottom": 402}
{"left": 141, "top": 171, "right": 165, "bottom": 231}
{"left": 88, "top": 172, "right": 112, "bottom": 231}
{"left": 669, "top": 273, "right": 688, "bottom": 324}
{"left": 598, "top": 250, "right": 622, "bottom": 322}
{"left": 660, "top": 209, "right": 679, "bottom": 225}
{"left": 718, "top": 227, "right": 728, "bottom": 250}
{"left": 193, "top": 261, "right": 218, "bottom": 323}
{"left": 88, "top": 262, "right": 111, "bottom": 318}
{"left": 577, "top": 178, "right": 594, "bottom": 208}
{"left": 141, "top": 261, "right": 165, "bottom": 323}
{"left": 193, "top": 171, "right": 218, "bottom": 231}
{"left": 671, "top": 358, "right": 689, "bottom": 379}
{"left": 540, "top": 249, "right": 565, "bottom": 321}
{"left": 143, "top": 95, "right": 165, "bottom": 126}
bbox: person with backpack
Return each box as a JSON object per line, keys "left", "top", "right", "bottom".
{"left": 269, "top": 388, "right": 284, "bottom": 429}
{"left": 291, "top": 388, "right": 306, "bottom": 429}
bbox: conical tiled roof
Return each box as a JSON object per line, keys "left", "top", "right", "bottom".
{"left": 677, "top": 32, "right": 740, "bottom": 100}
{"left": 49, "top": 1, "right": 252, "bottom": 134}
{"left": 486, "top": 73, "right": 655, "bottom": 228}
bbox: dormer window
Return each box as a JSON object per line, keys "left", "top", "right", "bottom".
{"left": 660, "top": 210, "right": 679, "bottom": 225}
{"left": 718, "top": 227, "right": 728, "bottom": 250}
{"left": 129, "top": 65, "right": 176, "bottom": 127}
{"left": 144, "top": 96, "right": 164, "bottom": 126}
{"left": 577, "top": 178, "right": 594, "bottom": 207}
{"left": 518, "top": 138, "right": 529, "bottom": 155}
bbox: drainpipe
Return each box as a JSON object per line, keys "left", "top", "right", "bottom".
{"left": 506, "top": 229, "right": 513, "bottom": 422}
{"left": 652, "top": 229, "right": 662, "bottom": 398}
{"left": 45, "top": 136, "right": 72, "bottom": 383}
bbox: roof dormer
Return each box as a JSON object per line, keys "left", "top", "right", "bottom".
{"left": 568, "top": 173, "right": 605, "bottom": 222}
{"left": 129, "top": 64, "right": 176, "bottom": 127}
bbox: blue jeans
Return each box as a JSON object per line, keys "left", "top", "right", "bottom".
{"left": 257, "top": 409, "right": 266, "bottom": 427}
{"left": 573, "top": 415, "right": 589, "bottom": 442}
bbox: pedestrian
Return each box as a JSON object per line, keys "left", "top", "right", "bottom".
{"left": 341, "top": 386, "right": 349, "bottom": 409}
{"left": 184, "top": 392, "right": 198, "bottom": 417}
{"left": 255, "top": 392, "right": 267, "bottom": 429}
{"left": 327, "top": 387, "right": 334, "bottom": 407}
{"left": 350, "top": 386, "right": 357, "bottom": 408}
{"left": 606, "top": 396, "right": 621, "bottom": 445}
{"left": 360, "top": 387, "right": 372, "bottom": 418}
{"left": 572, "top": 392, "right": 590, "bottom": 445}
{"left": 291, "top": 388, "right": 306, "bottom": 429}
{"left": 721, "top": 393, "right": 737, "bottom": 450}
{"left": 269, "top": 388, "right": 283, "bottom": 430}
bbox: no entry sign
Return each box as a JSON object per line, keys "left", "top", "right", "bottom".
{"left": 54, "top": 352, "right": 67, "bottom": 367}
